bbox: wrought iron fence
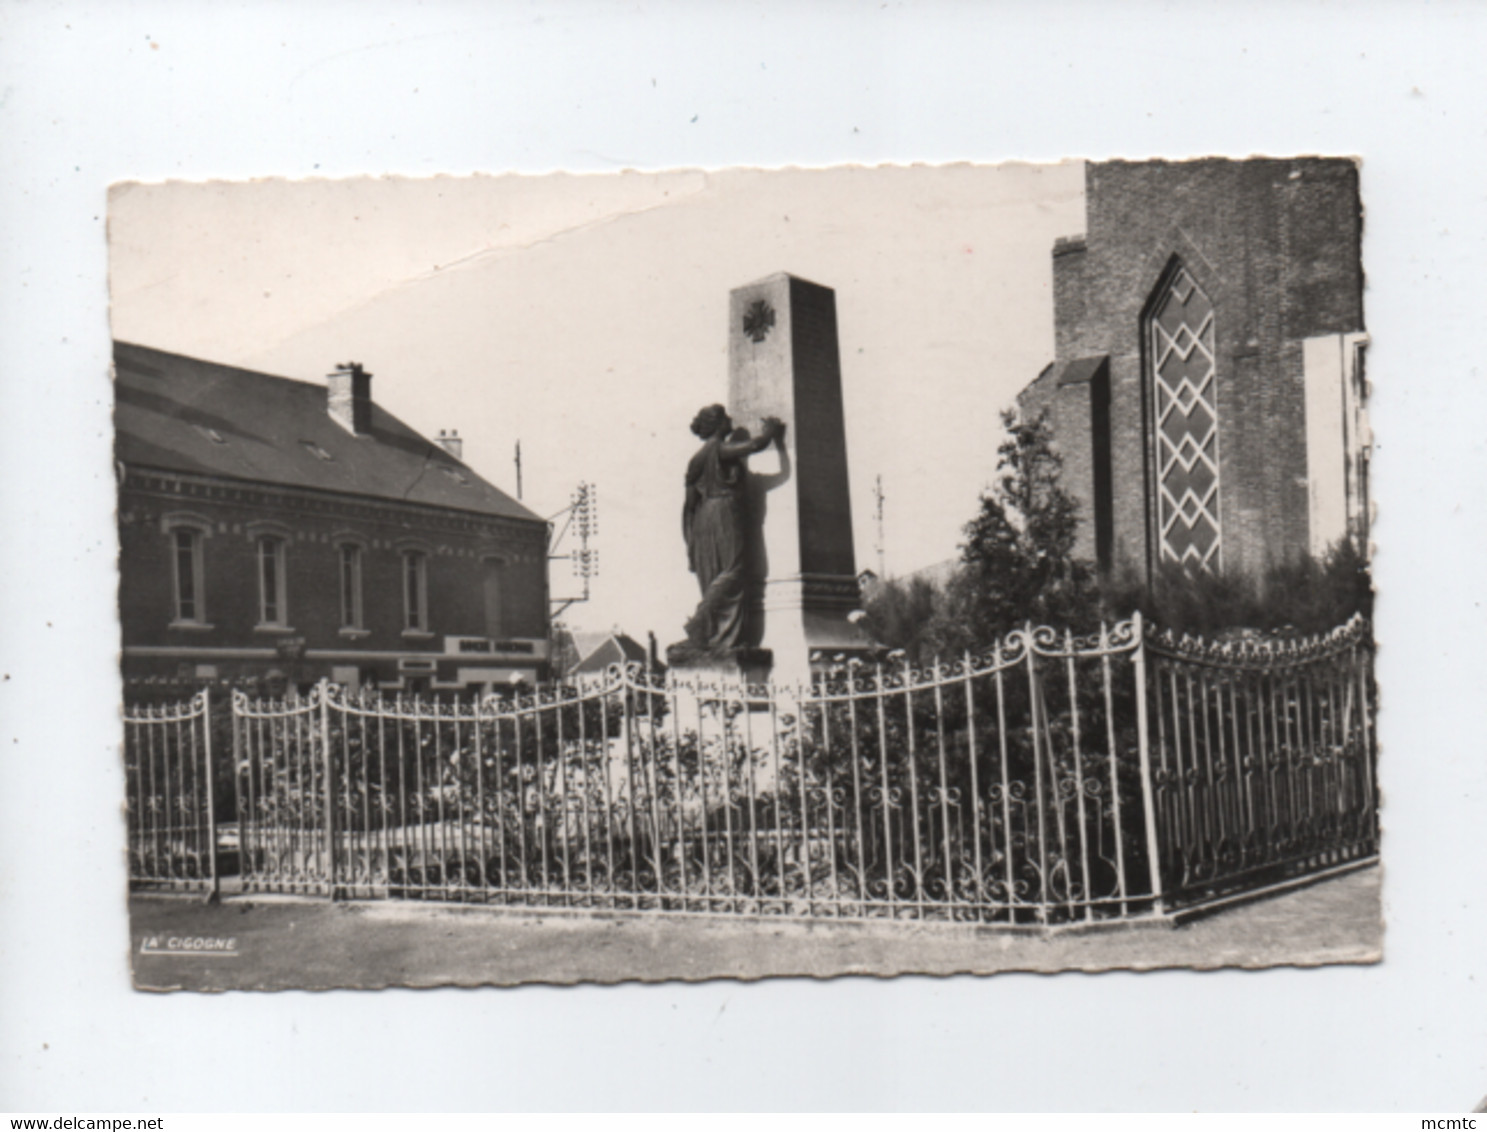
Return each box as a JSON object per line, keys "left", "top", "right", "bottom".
{"left": 1144, "top": 615, "right": 1377, "bottom": 910}
{"left": 124, "top": 613, "right": 1378, "bottom": 924}
{"left": 231, "top": 619, "right": 1158, "bottom": 922}
{"left": 123, "top": 689, "right": 219, "bottom": 895}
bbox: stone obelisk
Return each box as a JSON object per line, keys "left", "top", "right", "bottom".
{"left": 729, "top": 273, "right": 871, "bottom": 681}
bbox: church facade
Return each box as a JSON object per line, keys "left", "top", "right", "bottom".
{"left": 1017, "top": 158, "right": 1368, "bottom": 584}
{"left": 115, "top": 342, "right": 551, "bottom": 693}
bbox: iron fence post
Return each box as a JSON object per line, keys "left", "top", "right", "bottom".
{"left": 1131, "top": 611, "right": 1166, "bottom": 916}
{"left": 1023, "top": 626, "right": 1048, "bottom": 923}
{"left": 319, "top": 678, "right": 338, "bottom": 899}
{"left": 1357, "top": 636, "right": 1377, "bottom": 848}
{"left": 230, "top": 691, "right": 246, "bottom": 888}
{"left": 201, "top": 688, "right": 220, "bottom": 902}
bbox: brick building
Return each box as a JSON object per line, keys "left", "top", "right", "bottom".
{"left": 115, "top": 342, "right": 551, "bottom": 692}
{"left": 1017, "top": 158, "right": 1368, "bottom": 584}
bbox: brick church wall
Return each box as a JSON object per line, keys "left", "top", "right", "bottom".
{"left": 1018, "top": 358, "right": 1107, "bottom": 565}
{"left": 1020, "top": 158, "right": 1363, "bottom": 583}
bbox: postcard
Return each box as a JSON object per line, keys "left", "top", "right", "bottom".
{"left": 109, "top": 159, "right": 1378, "bottom": 989}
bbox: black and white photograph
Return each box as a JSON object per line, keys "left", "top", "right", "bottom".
{"left": 8, "top": 0, "right": 1487, "bottom": 1115}
{"left": 111, "top": 159, "right": 1379, "bottom": 989}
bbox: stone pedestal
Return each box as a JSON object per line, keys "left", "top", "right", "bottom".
{"left": 729, "top": 273, "right": 872, "bottom": 682}
{"left": 663, "top": 645, "right": 774, "bottom": 688}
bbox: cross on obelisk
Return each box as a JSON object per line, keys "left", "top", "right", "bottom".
{"left": 729, "top": 273, "right": 871, "bottom": 681}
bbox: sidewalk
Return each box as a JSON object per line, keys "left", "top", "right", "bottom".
{"left": 129, "top": 865, "right": 1381, "bottom": 991}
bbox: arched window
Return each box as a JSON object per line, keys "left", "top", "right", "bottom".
{"left": 1147, "top": 263, "right": 1222, "bottom": 571}
{"left": 482, "top": 556, "right": 506, "bottom": 639}
{"left": 402, "top": 549, "right": 429, "bottom": 633}
{"left": 338, "top": 543, "right": 365, "bottom": 631}
{"left": 173, "top": 527, "right": 202, "bottom": 622}
{"left": 256, "top": 535, "right": 289, "bottom": 627}
{"left": 160, "top": 512, "right": 212, "bottom": 628}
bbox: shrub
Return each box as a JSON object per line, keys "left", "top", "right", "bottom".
{"left": 860, "top": 405, "right": 1372, "bottom": 657}
{"left": 1101, "top": 538, "right": 1372, "bottom": 638}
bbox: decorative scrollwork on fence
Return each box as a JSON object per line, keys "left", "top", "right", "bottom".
{"left": 1146, "top": 612, "right": 1371, "bottom": 667}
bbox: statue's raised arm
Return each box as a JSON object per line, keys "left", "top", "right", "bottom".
{"left": 717, "top": 414, "right": 785, "bottom": 460}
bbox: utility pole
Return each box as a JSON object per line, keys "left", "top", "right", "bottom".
{"left": 514, "top": 440, "right": 523, "bottom": 500}
{"left": 874, "top": 473, "right": 886, "bottom": 578}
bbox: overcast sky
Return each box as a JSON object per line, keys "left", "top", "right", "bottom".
{"left": 109, "top": 162, "right": 1086, "bottom": 640}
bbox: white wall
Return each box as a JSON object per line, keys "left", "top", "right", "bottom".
{"left": 1304, "top": 332, "right": 1370, "bottom": 556}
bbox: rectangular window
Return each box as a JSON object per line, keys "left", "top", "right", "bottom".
{"left": 339, "top": 544, "right": 363, "bottom": 629}
{"left": 403, "top": 550, "right": 427, "bottom": 632}
{"left": 258, "top": 536, "right": 288, "bottom": 626}
{"left": 482, "top": 558, "right": 505, "bottom": 639}
{"left": 172, "top": 527, "right": 202, "bottom": 623}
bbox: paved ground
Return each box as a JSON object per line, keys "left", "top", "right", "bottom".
{"left": 129, "top": 865, "right": 1382, "bottom": 991}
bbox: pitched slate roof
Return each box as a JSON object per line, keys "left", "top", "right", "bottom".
{"left": 570, "top": 631, "right": 652, "bottom": 675}
{"left": 114, "top": 341, "right": 540, "bottom": 523}
{"left": 1054, "top": 355, "right": 1110, "bottom": 387}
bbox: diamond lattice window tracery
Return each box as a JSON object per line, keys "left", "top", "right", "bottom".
{"left": 1149, "top": 265, "right": 1222, "bottom": 571}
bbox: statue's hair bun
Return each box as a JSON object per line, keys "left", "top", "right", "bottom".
{"left": 691, "top": 403, "right": 728, "bottom": 439}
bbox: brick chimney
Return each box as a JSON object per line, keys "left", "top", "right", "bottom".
{"left": 436, "top": 429, "right": 463, "bottom": 460}
{"left": 328, "top": 362, "right": 372, "bottom": 435}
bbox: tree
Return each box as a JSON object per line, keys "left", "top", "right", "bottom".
{"left": 860, "top": 574, "right": 941, "bottom": 666}
{"left": 941, "top": 408, "right": 1099, "bottom": 651}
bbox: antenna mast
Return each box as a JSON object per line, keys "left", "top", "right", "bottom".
{"left": 548, "top": 481, "right": 598, "bottom": 619}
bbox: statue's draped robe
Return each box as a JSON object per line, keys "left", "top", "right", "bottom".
{"left": 683, "top": 435, "right": 750, "bottom": 649}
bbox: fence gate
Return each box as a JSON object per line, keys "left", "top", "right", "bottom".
{"left": 123, "top": 689, "right": 219, "bottom": 896}
{"left": 233, "top": 686, "right": 339, "bottom": 895}
{"left": 1143, "top": 615, "right": 1378, "bottom": 912}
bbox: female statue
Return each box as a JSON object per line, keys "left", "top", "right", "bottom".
{"left": 682, "top": 404, "right": 785, "bottom": 650}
